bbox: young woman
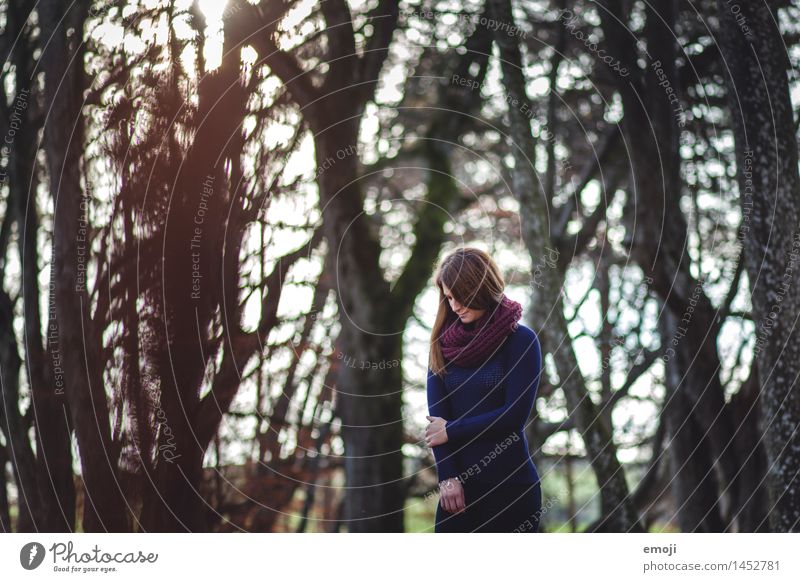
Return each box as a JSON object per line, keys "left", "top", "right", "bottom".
{"left": 424, "top": 247, "right": 543, "bottom": 533}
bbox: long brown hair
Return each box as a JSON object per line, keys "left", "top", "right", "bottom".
{"left": 429, "top": 247, "right": 506, "bottom": 376}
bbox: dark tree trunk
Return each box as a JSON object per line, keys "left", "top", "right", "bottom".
{"left": 488, "top": 0, "right": 644, "bottom": 532}
{"left": 137, "top": 10, "right": 324, "bottom": 529}
{"left": 230, "top": 0, "right": 404, "bottom": 532}
{"left": 0, "top": 289, "right": 40, "bottom": 531}
{"left": 598, "top": 0, "right": 747, "bottom": 530}
{"left": 39, "top": 1, "right": 129, "bottom": 531}
{"left": 659, "top": 308, "right": 725, "bottom": 531}
{"left": 728, "top": 359, "right": 770, "bottom": 531}
{"left": 716, "top": 0, "right": 800, "bottom": 532}
{"left": 314, "top": 113, "right": 406, "bottom": 531}
{"left": 139, "top": 17, "right": 248, "bottom": 531}
{"left": 8, "top": 0, "right": 76, "bottom": 532}
{"left": 231, "top": 0, "right": 470, "bottom": 531}
{"left": 0, "top": 442, "right": 10, "bottom": 531}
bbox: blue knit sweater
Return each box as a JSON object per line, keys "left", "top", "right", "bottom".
{"left": 427, "top": 323, "right": 542, "bottom": 486}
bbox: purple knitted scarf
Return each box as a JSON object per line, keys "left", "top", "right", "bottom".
{"left": 439, "top": 294, "right": 523, "bottom": 368}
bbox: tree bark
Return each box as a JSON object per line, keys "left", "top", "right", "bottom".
{"left": 8, "top": 0, "right": 76, "bottom": 532}
{"left": 597, "top": 0, "right": 748, "bottom": 530}
{"left": 316, "top": 114, "right": 406, "bottom": 531}
{"left": 234, "top": 0, "right": 475, "bottom": 531}
{"left": 39, "top": 0, "right": 129, "bottom": 531}
{"left": 658, "top": 307, "right": 725, "bottom": 531}
{"left": 488, "top": 0, "right": 644, "bottom": 532}
{"left": 0, "top": 442, "right": 10, "bottom": 531}
{"left": 716, "top": 0, "right": 800, "bottom": 532}
{"left": 0, "top": 289, "right": 40, "bottom": 531}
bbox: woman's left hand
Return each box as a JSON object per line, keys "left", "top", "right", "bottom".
{"left": 425, "top": 415, "right": 449, "bottom": 446}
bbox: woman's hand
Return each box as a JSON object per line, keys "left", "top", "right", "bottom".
{"left": 425, "top": 415, "right": 449, "bottom": 446}
{"left": 439, "top": 477, "right": 466, "bottom": 514}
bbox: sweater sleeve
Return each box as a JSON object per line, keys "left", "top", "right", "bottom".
{"left": 445, "top": 327, "right": 542, "bottom": 444}
{"left": 426, "top": 368, "right": 461, "bottom": 481}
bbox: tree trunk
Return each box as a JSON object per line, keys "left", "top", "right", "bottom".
{"left": 659, "top": 307, "right": 725, "bottom": 531}
{"left": 488, "top": 0, "right": 643, "bottom": 532}
{"left": 39, "top": 0, "right": 129, "bottom": 531}
{"left": 0, "top": 442, "right": 10, "bottom": 531}
{"left": 225, "top": 0, "right": 415, "bottom": 531}
{"left": 139, "top": 14, "right": 249, "bottom": 530}
{"left": 9, "top": 0, "right": 76, "bottom": 531}
{"left": 314, "top": 115, "right": 406, "bottom": 531}
{"left": 716, "top": 0, "right": 800, "bottom": 532}
{"left": 0, "top": 289, "right": 40, "bottom": 531}
{"left": 598, "top": 0, "right": 747, "bottom": 530}
{"left": 728, "top": 359, "right": 770, "bottom": 531}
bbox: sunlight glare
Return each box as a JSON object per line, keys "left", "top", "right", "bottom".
{"left": 197, "top": 0, "right": 226, "bottom": 70}
{"left": 198, "top": 0, "right": 227, "bottom": 21}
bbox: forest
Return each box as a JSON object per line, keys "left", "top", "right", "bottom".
{"left": 0, "top": 0, "right": 799, "bottom": 533}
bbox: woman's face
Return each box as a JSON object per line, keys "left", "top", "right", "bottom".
{"left": 441, "top": 283, "right": 486, "bottom": 324}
